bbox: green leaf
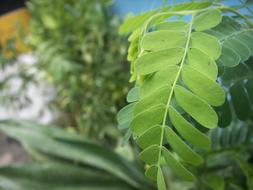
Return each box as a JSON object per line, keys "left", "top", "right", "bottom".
{"left": 131, "top": 104, "right": 165, "bottom": 136}
{"left": 127, "top": 29, "right": 141, "bottom": 62}
{"left": 122, "top": 128, "right": 132, "bottom": 145}
{"left": 137, "top": 125, "right": 162, "bottom": 149}
{"left": 0, "top": 163, "right": 136, "bottom": 190}
{"left": 223, "top": 38, "right": 251, "bottom": 62}
{"left": 139, "top": 65, "right": 179, "bottom": 97}
{"left": 236, "top": 157, "right": 253, "bottom": 189}
{"left": 211, "top": 122, "right": 253, "bottom": 151}
{"left": 209, "top": 17, "right": 253, "bottom": 68}
{"left": 119, "top": 11, "right": 157, "bottom": 35}
{"left": 191, "top": 32, "right": 221, "bottom": 60}
{"left": 145, "top": 165, "right": 158, "bottom": 181}
{"left": 210, "top": 16, "right": 241, "bottom": 37}
{"left": 0, "top": 120, "right": 148, "bottom": 189}
{"left": 230, "top": 82, "right": 252, "bottom": 120}
{"left": 174, "top": 85, "right": 218, "bottom": 129}
{"left": 217, "top": 46, "right": 240, "bottom": 67}
{"left": 127, "top": 87, "right": 139, "bottom": 103}
{"left": 182, "top": 65, "right": 225, "bottom": 106}
{"left": 162, "top": 147, "right": 196, "bottom": 181}
{"left": 203, "top": 174, "right": 225, "bottom": 190}
{"left": 237, "top": 30, "right": 253, "bottom": 53}
{"left": 135, "top": 48, "right": 184, "bottom": 75}
{"left": 156, "top": 21, "right": 188, "bottom": 31}
{"left": 141, "top": 31, "right": 186, "bottom": 51}
{"left": 188, "top": 48, "right": 218, "bottom": 80}
{"left": 157, "top": 167, "right": 167, "bottom": 190}
{"left": 169, "top": 106, "right": 211, "bottom": 150}
{"left": 117, "top": 103, "right": 136, "bottom": 130}
{"left": 245, "top": 78, "right": 253, "bottom": 103}
{"left": 134, "top": 85, "right": 170, "bottom": 114}
{"left": 139, "top": 145, "right": 160, "bottom": 165}
{"left": 172, "top": 2, "right": 213, "bottom": 11}
{"left": 128, "top": 28, "right": 141, "bottom": 42}
{"left": 194, "top": 9, "right": 222, "bottom": 31}
{"left": 164, "top": 127, "right": 203, "bottom": 165}
{"left": 216, "top": 97, "right": 232, "bottom": 127}
{"left": 220, "top": 62, "right": 253, "bottom": 122}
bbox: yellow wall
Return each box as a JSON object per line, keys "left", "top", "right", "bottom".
{"left": 0, "top": 8, "right": 30, "bottom": 57}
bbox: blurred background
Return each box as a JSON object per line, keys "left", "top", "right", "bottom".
{"left": 0, "top": 1, "right": 252, "bottom": 190}
{"left": 0, "top": 0, "right": 133, "bottom": 166}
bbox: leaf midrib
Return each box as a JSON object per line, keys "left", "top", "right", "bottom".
{"left": 156, "top": 14, "right": 195, "bottom": 167}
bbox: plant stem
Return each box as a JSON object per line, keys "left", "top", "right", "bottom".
{"left": 156, "top": 14, "right": 195, "bottom": 167}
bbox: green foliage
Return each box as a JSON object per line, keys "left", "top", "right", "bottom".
{"left": 118, "top": 1, "right": 253, "bottom": 189}
{"left": 194, "top": 122, "right": 253, "bottom": 190}
{"left": 0, "top": 120, "right": 154, "bottom": 190}
{"left": 27, "top": 0, "right": 129, "bottom": 139}
{"left": 218, "top": 60, "right": 253, "bottom": 127}
{"left": 0, "top": 163, "right": 137, "bottom": 190}
{"left": 208, "top": 15, "right": 253, "bottom": 127}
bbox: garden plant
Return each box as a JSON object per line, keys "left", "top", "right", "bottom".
{"left": 117, "top": 1, "right": 253, "bottom": 189}
{"left": 0, "top": 1, "right": 253, "bottom": 190}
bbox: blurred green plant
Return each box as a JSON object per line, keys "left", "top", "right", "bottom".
{"left": 196, "top": 122, "right": 253, "bottom": 190}
{"left": 26, "top": 0, "right": 129, "bottom": 141}
{"left": 0, "top": 120, "right": 154, "bottom": 190}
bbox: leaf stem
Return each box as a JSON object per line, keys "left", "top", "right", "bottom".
{"left": 156, "top": 14, "right": 195, "bottom": 166}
